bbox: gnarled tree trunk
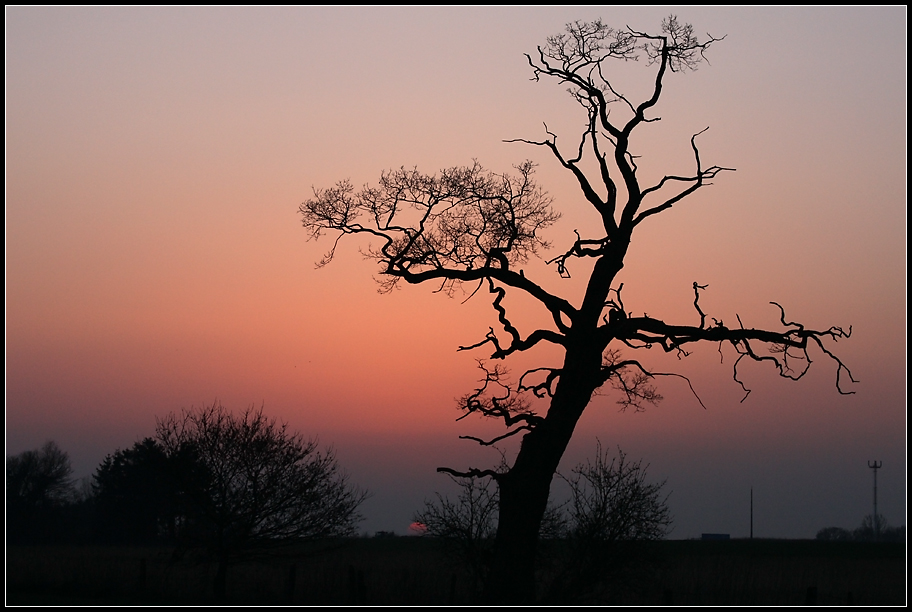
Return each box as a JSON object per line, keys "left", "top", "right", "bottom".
{"left": 485, "top": 334, "right": 606, "bottom": 603}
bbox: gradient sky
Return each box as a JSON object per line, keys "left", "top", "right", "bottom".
{"left": 6, "top": 7, "right": 906, "bottom": 538}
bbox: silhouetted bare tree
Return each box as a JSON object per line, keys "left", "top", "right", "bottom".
{"left": 565, "top": 444, "right": 671, "bottom": 544}
{"left": 7, "top": 441, "right": 74, "bottom": 507}
{"left": 853, "top": 514, "right": 902, "bottom": 542}
{"left": 155, "top": 402, "right": 367, "bottom": 600}
{"left": 415, "top": 473, "right": 499, "bottom": 597}
{"left": 7, "top": 441, "right": 76, "bottom": 543}
{"left": 300, "top": 15, "right": 855, "bottom": 602}
{"left": 547, "top": 444, "right": 671, "bottom": 602}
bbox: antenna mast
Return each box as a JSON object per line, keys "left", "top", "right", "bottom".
{"left": 867, "top": 460, "right": 882, "bottom": 541}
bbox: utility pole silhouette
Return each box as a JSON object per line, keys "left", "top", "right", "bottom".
{"left": 867, "top": 460, "right": 882, "bottom": 541}
{"left": 750, "top": 487, "right": 753, "bottom": 539}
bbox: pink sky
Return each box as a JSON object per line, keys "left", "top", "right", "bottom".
{"left": 6, "top": 7, "right": 905, "bottom": 537}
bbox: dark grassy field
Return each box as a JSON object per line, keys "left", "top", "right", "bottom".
{"left": 6, "top": 538, "right": 906, "bottom": 605}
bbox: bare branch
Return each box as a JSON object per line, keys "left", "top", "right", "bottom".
{"left": 518, "top": 367, "right": 562, "bottom": 399}
{"left": 457, "top": 279, "right": 568, "bottom": 357}
{"left": 632, "top": 129, "right": 735, "bottom": 226}
{"left": 606, "top": 298, "right": 855, "bottom": 400}
{"left": 301, "top": 161, "right": 579, "bottom": 329}
{"left": 692, "top": 281, "right": 709, "bottom": 329}
{"left": 599, "top": 350, "right": 706, "bottom": 411}
{"left": 455, "top": 362, "right": 544, "bottom": 431}
{"left": 436, "top": 466, "right": 502, "bottom": 480}
{"left": 628, "top": 16, "right": 724, "bottom": 74}
{"left": 460, "top": 427, "right": 534, "bottom": 447}
{"left": 505, "top": 124, "right": 616, "bottom": 234}
{"left": 301, "top": 162, "right": 559, "bottom": 281}
{"left": 545, "top": 230, "right": 609, "bottom": 279}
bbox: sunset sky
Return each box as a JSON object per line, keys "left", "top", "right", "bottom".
{"left": 7, "top": 7, "right": 905, "bottom": 538}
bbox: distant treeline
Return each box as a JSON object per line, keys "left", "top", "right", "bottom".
{"left": 7, "top": 403, "right": 366, "bottom": 554}
{"left": 8, "top": 434, "right": 905, "bottom": 548}
{"left": 816, "top": 516, "right": 904, "bottom": 543}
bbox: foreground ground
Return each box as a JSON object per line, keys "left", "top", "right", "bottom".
{"left": 6, "top": 538, "right": 906, "bottom": 605}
